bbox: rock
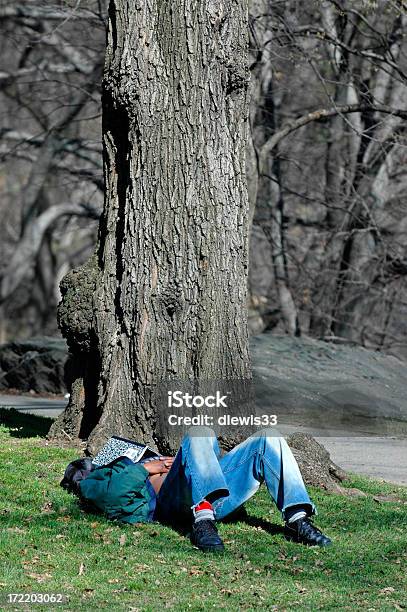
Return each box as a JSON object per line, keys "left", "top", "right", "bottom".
{"left": 287, "top": 432, "right": 347, "bottom": 491}
{"left": 0, "top": 337, "right": 68, "bottom": 394}
{"left": 251, "top": 332, "right": 407, "bottom": 436}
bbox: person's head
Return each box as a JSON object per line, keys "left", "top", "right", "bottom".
{"left": 60, "top": 458, "right": 94, "bottom": 494}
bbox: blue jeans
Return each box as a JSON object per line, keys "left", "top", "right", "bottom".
{"left": 155, "top": 426, "right": 316, "bottom": 523}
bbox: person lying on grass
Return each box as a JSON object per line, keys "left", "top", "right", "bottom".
{"left": 75, "top": 426, "right": 331, "bottom": 553}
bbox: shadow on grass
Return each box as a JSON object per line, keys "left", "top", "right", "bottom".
{"left": 157, "top": 503, "right": 285, "bottom": 539}
{"left": 0, "top": 407, "right": 53, "bottom": 438}
{"left": 238, "top": 514, "right": 285, "bottom": 536}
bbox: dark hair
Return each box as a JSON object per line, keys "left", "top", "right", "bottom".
{"left": 60, "top": 458, "right": 95, "bottom": 495}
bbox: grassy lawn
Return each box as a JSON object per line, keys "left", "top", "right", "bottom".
{"left": 0, "top": 412, "right": 406, "bottom": 611}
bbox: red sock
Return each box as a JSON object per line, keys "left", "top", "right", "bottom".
{"left": 193, "top": 500, "right": 215, "bottom": 522}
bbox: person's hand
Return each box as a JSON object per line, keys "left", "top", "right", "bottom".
{"left": 143, "top": 457, "right": 175, "bottom": 475}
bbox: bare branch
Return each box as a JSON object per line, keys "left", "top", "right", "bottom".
{"left": 0, "top": 202, "right": 101, "bottom": 303}
{"left": 0, "top": 129, "right": 102, "bottom": 154}
{"left": 0, "top": 5, "right": 97, "bottom": 22}
{"left": 260, "top": 103, "right": 407, "bottom": 164}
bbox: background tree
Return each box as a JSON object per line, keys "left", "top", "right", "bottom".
{"left": 247, "top": 0, "right": 407, "bottom": 356}
{"left": 0, "top": 1, "right": 105, "bottom": 340}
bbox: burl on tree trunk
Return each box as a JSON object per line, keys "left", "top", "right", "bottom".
{"left": 49, "top": 0, "right": 251, "bottom": 454}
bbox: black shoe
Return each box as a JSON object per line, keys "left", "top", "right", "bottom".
{"left": 191, "top": 519, "right": 225, "bottom": 553}
{"left": 284, "top": 517, "right": 332, "bottom": 547}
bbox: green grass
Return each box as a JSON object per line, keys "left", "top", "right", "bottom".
{"left": 0, "top": 421, "right": 406, "bottom": 611}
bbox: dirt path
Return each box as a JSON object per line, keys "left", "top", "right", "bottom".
{"left": 318, "top": 436, "right": 407, "bottom": 486}
{"left": 0, "top": 393, "right": 68, "bottom": 419}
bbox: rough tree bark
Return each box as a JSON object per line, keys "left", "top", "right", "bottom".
{"left": 49, "top": 0, "right": 251, "bottom": 453}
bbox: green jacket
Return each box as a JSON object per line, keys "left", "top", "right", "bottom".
{"left": 79, "top": 458, "right": 156, "bottom": 524}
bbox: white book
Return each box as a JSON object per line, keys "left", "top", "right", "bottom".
{"left": 92, "top": 435, "right": 158, "bottom": 467}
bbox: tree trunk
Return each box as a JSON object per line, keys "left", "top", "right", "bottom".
{"left": 50, "top": 0, "right": 251, "bottom": 454}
